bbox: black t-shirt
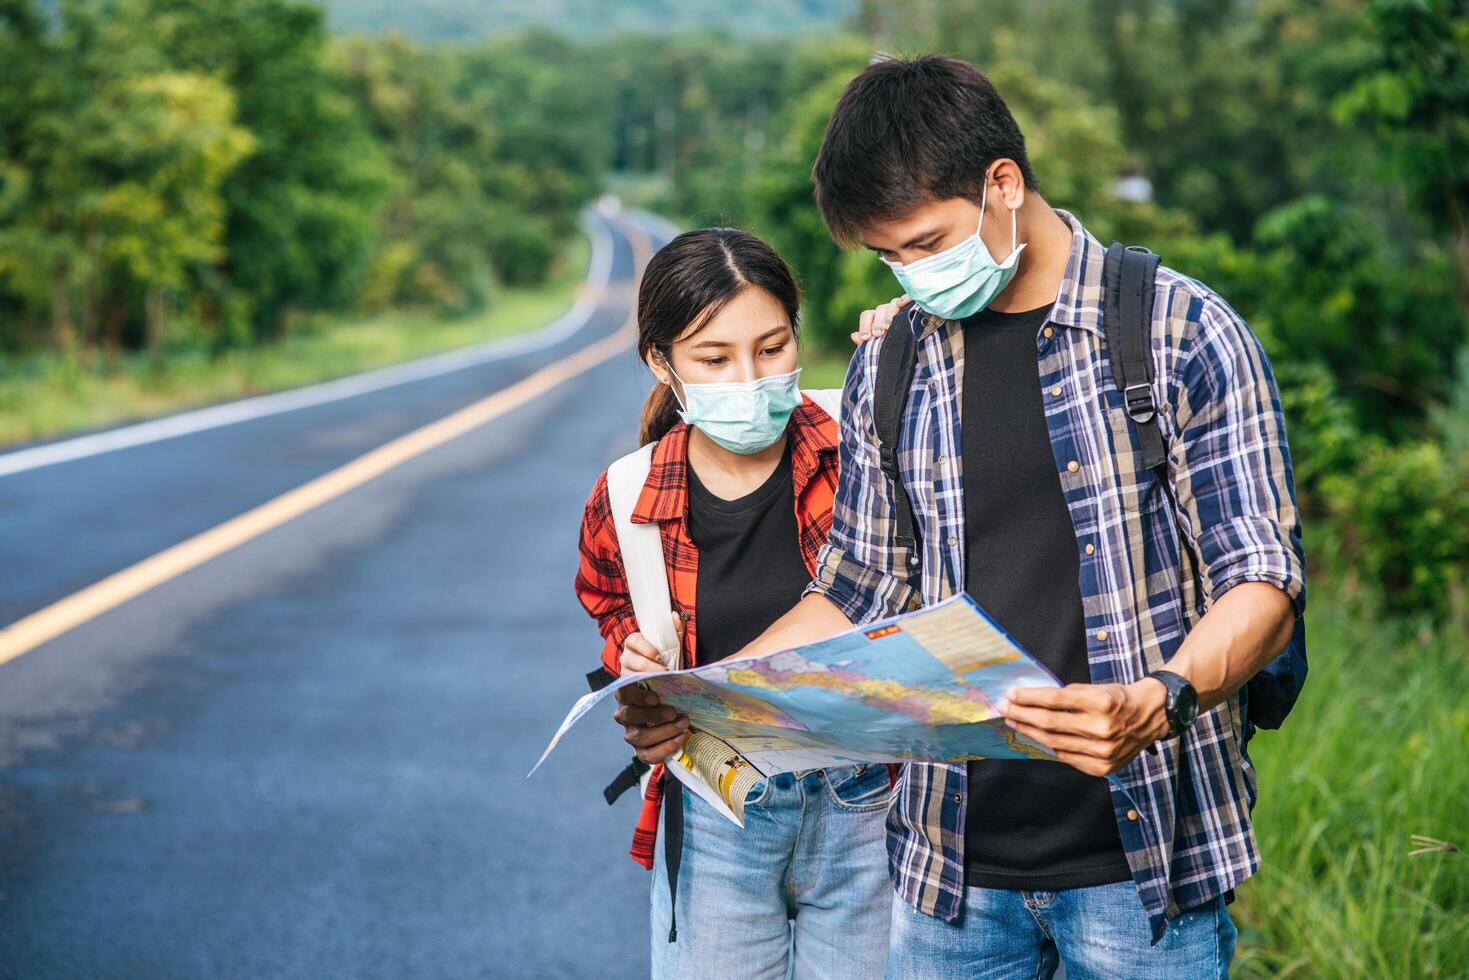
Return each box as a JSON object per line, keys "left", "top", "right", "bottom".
{"left": 686, "top": 443, "right": 812, "bottom": 666}
{"left": 960, "top": 303, "right": 1133, "bottom": 890}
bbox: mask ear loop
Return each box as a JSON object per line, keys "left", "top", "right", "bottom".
{"left": 657, "top": 348, "right": 689, "bottom": 412}
{"left": 980, "top": 176, "right": 1020, "bottom": 261}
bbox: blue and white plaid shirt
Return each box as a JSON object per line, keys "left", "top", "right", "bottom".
{"left": 806, "top": 210, "right": 1305, "bottom": 942}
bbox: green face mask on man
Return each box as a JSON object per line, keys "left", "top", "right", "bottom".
{"left": 881, "top": 181, "right": 1026, "bottom": 320}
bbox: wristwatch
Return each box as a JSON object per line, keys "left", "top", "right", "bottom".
{"left": 1149, "top": 670, "right": 1199, "bottom": 738}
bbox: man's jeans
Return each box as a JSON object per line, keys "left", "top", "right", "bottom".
{"left": 885, "top": 881, "right": 1237, "bottom": 979}
{"left": 650, "top": 765, "right": 892, "bottom": 979}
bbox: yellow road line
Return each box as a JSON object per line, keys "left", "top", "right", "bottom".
{"left": 0, "top": 220, "right": 652, "bottom": 668}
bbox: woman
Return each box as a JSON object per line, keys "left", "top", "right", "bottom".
{"left": 574, "top": 228, "right": 892, "bottom": 979}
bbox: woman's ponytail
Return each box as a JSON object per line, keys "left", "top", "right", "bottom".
{"left": 639, "top": 383, "right": 681, "bottom": 446}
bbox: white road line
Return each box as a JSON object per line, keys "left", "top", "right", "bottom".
{"left": 0, "top": 208, "right": 619, "bottom": 479}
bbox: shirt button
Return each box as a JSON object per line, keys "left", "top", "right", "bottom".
{"left": 1066, "top": 460, "right": 1080, "bottom": 473}
{"left": 1096, "top": 629, "right": 1109, "bottom": 642}
{"left": 1043, "top": 326, "right": 1054, "bottom": 339}
{"left": 947, "top": 536, "right": 958, "bottom": 547}
{"left": 936, "top": 455, "right": 946, "bottom": 466}
{"left": 953, "top": 793, "right": 963, "bottom": 803}
{"left": 1084, "top": 543, "right": 1095, "bottom": 556}
{"left": 1050, "top": 386, "right": 1062, "bottom": 397}
{"left": 1126, "top": 808, "right": 1139, "bottom": 821}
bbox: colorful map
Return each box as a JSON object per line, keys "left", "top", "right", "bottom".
{"left": 531, "top": 594, "right": 1063, "bottom": 825}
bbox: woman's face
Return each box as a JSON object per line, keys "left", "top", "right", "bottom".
{"left": 651, "top": 286, "right": 799, "bottom": 389}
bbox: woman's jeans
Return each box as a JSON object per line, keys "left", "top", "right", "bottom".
{"left": 650, "top": 764, "right": 893, "bottom": 979}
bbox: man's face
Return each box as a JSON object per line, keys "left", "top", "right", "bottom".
{"left": 858, "top": 196, "right": 985, "bottom": 268}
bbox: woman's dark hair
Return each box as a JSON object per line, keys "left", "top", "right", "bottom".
{"left": 636, "top": 227, "right": 802, "bottom": 444}
{"left": 813, "top": 55, "right": 1037, "bottom": 248}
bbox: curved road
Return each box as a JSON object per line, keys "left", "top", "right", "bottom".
{"left": 0, "top": 207, "right": 672, "bottom": 977}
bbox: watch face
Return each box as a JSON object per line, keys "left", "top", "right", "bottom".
{"left": 1176, "top": 684, "right": 1200, "bottom": 728}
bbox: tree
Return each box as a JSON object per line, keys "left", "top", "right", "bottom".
{"left": 97, "top": 72, "right": 254, "bottom": 354}
{"left": 332, "top": 35, "right": 498, "bottom": 312}
{"left": 0, "top": 0, "right": 249, "bottom": 359}
{"left": 1335, "top": 0, "right": 1469, "bottom": 318}
{"left": 145, "top": 0, "right": 391, "bottom": 339}
{"left": 455, "top": 31, "right": 612, "bottom": 283}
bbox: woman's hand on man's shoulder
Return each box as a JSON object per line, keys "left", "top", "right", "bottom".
{"left": 851, "top": 294, "right": 910, "bottom": 345}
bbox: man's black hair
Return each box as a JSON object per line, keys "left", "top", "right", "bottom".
{"left": 812, "top": 55, "right": 1037, "bottom": 248}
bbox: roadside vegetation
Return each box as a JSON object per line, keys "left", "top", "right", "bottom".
{"left": 0, "top": 232, "right": 587, "bottom": 444}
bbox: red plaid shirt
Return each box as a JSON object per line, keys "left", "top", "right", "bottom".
{"left": 574, "top": 397, "right": 839, "bottom": 867}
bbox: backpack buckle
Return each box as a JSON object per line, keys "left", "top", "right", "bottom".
{"left": 877, "top": 442, "right": 899, "bottom": 476}
{"left": 1124, "top": 383, "right": 1156, "bottom": 424}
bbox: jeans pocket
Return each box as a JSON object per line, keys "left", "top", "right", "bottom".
{"left": 822, "top": 764, "right": 892, "bottom": 811}
{"left": 745, "top": 776, "right": 774, "bottom": 809}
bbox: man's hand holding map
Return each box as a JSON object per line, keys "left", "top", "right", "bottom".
{"left": 531, "top": 594, "right": 1063, "bottom": 825}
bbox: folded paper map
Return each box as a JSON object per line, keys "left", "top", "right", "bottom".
{"left": 531, "top": 594, "right": 1063, "bottom": 826}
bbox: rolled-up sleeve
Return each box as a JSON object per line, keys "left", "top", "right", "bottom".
{"left": 804, "top": 336, "right": 921, "bottom": 624}
{"left": 1168, "top": 294, "right": 1306, "bottom": 615}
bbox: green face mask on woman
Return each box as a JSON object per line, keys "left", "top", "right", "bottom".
{"left": 665, "top": 364, "right": 802, "bottom": 455}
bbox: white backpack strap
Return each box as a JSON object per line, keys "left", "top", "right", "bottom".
{"left": 605, "top": 443, "right": 681, "bottom": 669}
{"left": 801, "top": 388, "right": 843, "bottom": 425}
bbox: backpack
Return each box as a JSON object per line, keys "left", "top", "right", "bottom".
{"left": 870, "top": 242, "right": 1307, "bottom": 741}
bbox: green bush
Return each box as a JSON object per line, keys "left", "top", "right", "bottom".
{"left": 1323, "top": 438, "right": 1469, "bottom": 623}
{"left": 1251, "top": 197, "right": 1465, "bottom": 437}
{"left": 1273, "top": 361, "right": 1363, "bottom": 514}
{"left": 484, "top": 213, "right": 558, "bottom": 288}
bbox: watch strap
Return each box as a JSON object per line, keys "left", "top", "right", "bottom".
{"left": 1150, "top": 669, "right": 1193, "bottom": 737}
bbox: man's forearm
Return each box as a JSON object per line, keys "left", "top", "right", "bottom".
{"left": 736, "top": 593, "right": 854, "bottom": 660}
{"left": 1164, "top": 581, "right": 1296, "bottom": 711}
{"left": 997, "top": 580, "right": 1298, "bottom": 776}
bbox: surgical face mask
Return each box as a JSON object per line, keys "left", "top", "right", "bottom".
{"left": 665, "top": 362, "right": 802, "bottom": 455}
{"left": 880, "top": 182, "right": 1026, "bottom": 320}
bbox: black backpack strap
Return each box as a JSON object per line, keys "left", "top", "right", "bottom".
{"left": 663, "top": 773, "right": 683, "bottom": 942}
{"left": 602, "top": 757, "right": 650, "bottom": 805}
{"left": 872, "top": 319, "right": 923, "bottom": 584}
{"left": 1103, "top": 242, "right": 1166, "bottom": 472}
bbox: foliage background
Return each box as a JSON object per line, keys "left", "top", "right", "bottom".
{"left": 1, "top": 0, "right": 1465, "bottom": 974}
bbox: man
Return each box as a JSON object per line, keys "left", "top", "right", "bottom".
{"left": 615, "top": 55, "right": 1303, "bottom": 977}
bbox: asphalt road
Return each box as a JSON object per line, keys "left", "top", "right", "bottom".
{"left": 0, "top": 207, "right": 671, "bottom": 978}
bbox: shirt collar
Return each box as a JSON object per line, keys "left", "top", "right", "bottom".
{"left": 1046, "top": 209, "right": 1106, "bottom": 337}
{"left": 630, "top": 396, "right": 837, "bottom": 525}
{"left": 910, "top": 208, "right": 1105, "bottom": 341}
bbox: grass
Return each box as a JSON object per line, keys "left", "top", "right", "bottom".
{"left": 1234, "top": 582, "right": 1468, "bottom": 977}
{"left": 0, "top": 230, "right": 590, "bottom": 448}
